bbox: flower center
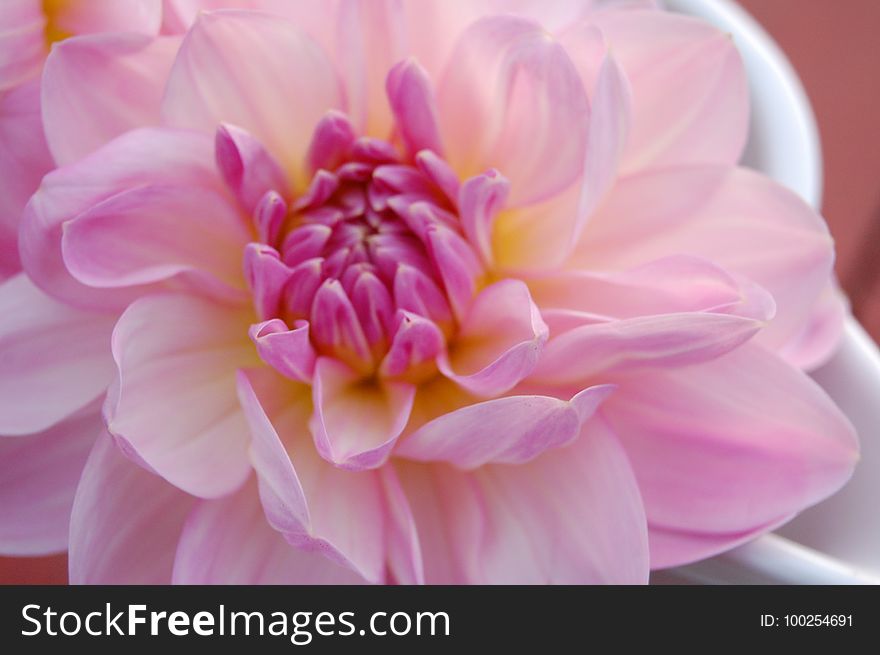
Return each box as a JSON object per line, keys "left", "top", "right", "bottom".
{"left": 246, "top": 113, "right": 473, "bottom": 380}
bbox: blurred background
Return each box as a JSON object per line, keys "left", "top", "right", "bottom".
{"left": 2, "top": 0, "right": 879, "bottom": 584}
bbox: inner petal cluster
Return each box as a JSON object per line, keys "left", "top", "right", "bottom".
{"left": 245, "top": 111, "right": 479, "bottom": 383}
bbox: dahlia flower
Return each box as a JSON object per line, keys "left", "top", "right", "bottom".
{"left": 0, "top": 0, "right": 858, "bottom": 584}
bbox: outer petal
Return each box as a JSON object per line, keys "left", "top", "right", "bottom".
{"left": 591, "top": 9, "right": 748, "bottom": 171}
{"left": 106, "top": 293, "right": 258, "bottom": 498}
{"left": 335, "top": 0, "right": 404, "bottom": 138}
{"left": 0, "top": 274, "right": 115, "bottom": 435}
{"left": 572, "top": 165, "right": 836, "bottom": 358}
{"left": 68, "top": 432, "right": 196, "bottom": 584}
{"left": 492, "top": 38, "right": 631, "bottom": 270}
{"left": 396, "top": 417, "right": 649, "bottom": 584}
{"left": 532, "top": 313, "right": 767, "bottom": 385}
{"left": 602, "top": 342, "right": 859, "bottom": 568}
{"left": 20, "top": 127, "right": 224, "bottom": 310}
{"left": 396, "top": 385, "right": 614, "bottom": 468}
{"left": 42, "top": 33, "right": 180, "bottom": 165}
{"left": 61, "top": 184, "right": 249, "bottom": 293}
{"left": 778, "top": 281, "right": 848, "bottom": 371}
{"left": 529, "top": 254, "right": 775, "bottom": 319}
{"left": 439, "top": 279, "right": 548, "bottom": 397}
{"left": 162, "top": 9, "right": 343, "bottom": 191}
{"left": 311, "top": 357, "right": 415, "bottom": 469}
{"left": 0, "top": 404, "right": 101, "bottom": 555}
{"left": 0, "top": 79, "right": 52, "bottom": 278}
{"left": 437, "top": 15, "right": 589, "bottom": 206}
{"left": 238, "top": 370, "right": 389, "bottom": 583}
{"left": 172, "top": 478, "right": 366, "bottom": 584}
{"left": 49, "top": 0, "right": 162, "bottom": 36}
{"left": 0, "top": 0, "right": 45, "bottom": 91}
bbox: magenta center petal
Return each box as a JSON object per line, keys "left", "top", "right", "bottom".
{"left": 242, "top": 112, "right": 475, "bottom": 382}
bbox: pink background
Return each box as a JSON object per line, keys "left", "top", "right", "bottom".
{"left": 2, "top": 0, "right": 879, "bottom": 584}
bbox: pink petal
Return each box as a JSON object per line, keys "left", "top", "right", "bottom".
{"left": 778, "top": 281, "right": 847, "bottom": 371}
{"left": 386, "top": 58, "right": 443, "bottom": 158}
{"left": 249, "top": 318, "right": 316, "bottom": 383}
{"left": 576, "top": 50, "right": 631, "bottom": 226}
{"left": 0, "top": 0, "right": 45, "bottom": 91}
{"left": 61, "top": 184, "right": 249, "bottom": 294}
{"left": 311, "top": 357, "right": 415, "bottom": 470}
{"left": 424, "top": 224, "right": 483, "bottom": 322}
{"left": 310, "top": 279, "right": 373, "bottom": 371}
{"left": 162, "top": 9, "right": 342, "bottom": 191}
{"left": 378, "top": 465, "right": 423, "bottom": 585}
{"left": 0, "top": 274, "right": 115, "bottom": 435}
{"left": 49, "top": 0, "right": 162, "bottom": 36}
{"left": 482, "top": 49, "right": 626, "bottom": 271}
{"left": 397, "top": 385, "right": 614, "bottom": 468}
{"left": 0, "top": 404, "right": 100, "bottom": 555}
{"left": 173, "top": 478, "right": 366, "bottom": 584}
{"left": 335, "top": 0, "right": 405, "bottom": 138}
{"left": 591, "top": 9, "right": 748, "bottom": 171}
{"left": 439, "top": 279, "right": 548, "bottom": 397}
{"left": 238, "top": 370, "right": 388, "bottom": 583}
{"left": 602, "top": 342, "right": 859, "bottom": 568}
{"left": 254, "top": 190, "right": 286, "bottom": 245}
{"left": 437, "top": 15, "right": 589, "bottom": 206}
{"left": 42, "top": 33, "right": 180, "bottom": 166}
{"left": 530, "top": 254, "right": 775, "bottom": 320}
{"left": 396, "top": 417, "right": 648, "bottom": 584}
{"left": 0, "top": 79, "right": 52, "bottom": 278}
{"left": 215, "top": 123, "right": 291, "bottom": 214}
{"left": 243, "top": 243, "right": 290, "bottom": 320}
{"left": 532, "top": 313, "right": 767, "bottom": 385}
{"left": 306, "top": 110, "right": 355, "bottom": 174}
{"left": 20, "top": 127, "right": 224, "bottom": 310}
{"left": 392, "top": 264, "right": 453, "bottom": 330}
{"left": 573, "top": 165, "right": 836, "bottom": 358}
{"left": 69, "top": 432, "right": 196, "bottom": 584}
{"left": 459, "top": 169, "right": 509, "bottom": 266}
{"left": 379, "top": 311, "right": 445, "bottom": 380}
{"left": 106, "top": 293, "right": 256, "bottom": 498}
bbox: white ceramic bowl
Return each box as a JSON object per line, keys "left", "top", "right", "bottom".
{"left": 656, "top": 0, "right": 880, "bottom": 584}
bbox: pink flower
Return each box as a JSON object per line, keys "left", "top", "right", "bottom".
{"left": 0, "top": 1, "right": 858, "bottom": 584}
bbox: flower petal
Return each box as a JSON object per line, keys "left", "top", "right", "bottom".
{"left": 249, "top": 319, "right": 316, "bottom": 383}
{"left": 162, "top": 9, "right": 342, "bottom": 191}
{"left": 106, "top": 293, "right": 257, "bottom": 498}
{"left": 69, "top": 432, "right": 196, "bottom": 584}
{"left": 396, "top": 416, "right": 648, "bottom": 584}
{"left": 0, "top": 79, "right": 52, "bottom": 279}
{"left": 0, "top": 0, "right": 45, "bottom": 91}
{"left": 591, "top": 9, "right": 748, "bottom": 171}
{"left": 385, "top": 58, "right": 443, "bottom": 158}
{"left": 42, "top": 33, "right": 180, "bottom": 166}
{"left": 397, "top": 385, "right": 614, "bottom": 468}
{"left": 62, "top": 184, "right": 249, "bottom": 294}
{"left": 0, "top": 404, "right": 100, "bottom": 555}
{"left": 215, "top": 123, "right": 291, "bottom": 214}
{"left": 49, "top": 0, "right": 162, "bottom": 36}
{"left": 533, "top": 313, "right": 765, "bottom": 385}
{"left": 437, "top": 15, "right": 589, "bottom": 206}
{"left": 0, "top": 274, "right": 115, "bottom": 435}
{"left": 311, "top": 357, "right": 415, "bottom": 470}
{"left": 572, "top": 165, "right": 836, "bottom": 358}
{"left": 601, "top": 342, "right": 859, "bottom": 568}
{"left": 172, "top": 477, "right": 366, "bottom": 584}
{"left": 20, "top": 127, "right": 224, "bottom": 310}
{"left": 238, "top": 369, "right": 388, "bottom": 583}
{"left": 439, "top": 279, "right": 548, "bottom": 397}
